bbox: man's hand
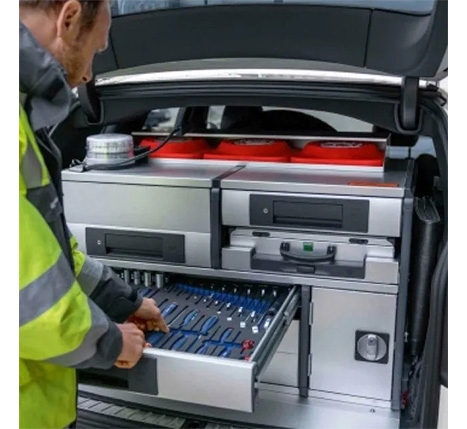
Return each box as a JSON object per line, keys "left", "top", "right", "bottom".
{"left": 114, "top": 323, "right": 147, "bottom": 369}
{"left": 127, "top": 298, "right": 170, "bottom": 333}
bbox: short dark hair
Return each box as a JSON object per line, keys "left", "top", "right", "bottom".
{"left": 19, "top": 0, "right": 105, "bottom": 33}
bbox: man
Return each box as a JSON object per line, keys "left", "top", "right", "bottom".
{"left": 19, "top": 1, "right": 169, "bottom": 428}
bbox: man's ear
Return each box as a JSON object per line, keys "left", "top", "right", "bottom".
{"left": 56, "top": 0, "right": 83, "bottom": 43}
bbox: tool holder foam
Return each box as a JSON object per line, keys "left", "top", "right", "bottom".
{"left": 137, "top": 280, "right": 291, "bottom": 361}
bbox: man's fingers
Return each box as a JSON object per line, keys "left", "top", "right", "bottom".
{"left": 157, "top": 319, "right": 170, "bottom": 333}
{"left": 115, "top": 360, "right": 135, "bottom": 369}
{"left": 150, "top": 306, "right": 170, "bottom": 332}
{"left": 125, "top": 300, "right": 170, "bottom": 333}
{"left": 144, "top": 318, "right": 169, "bottom": 333}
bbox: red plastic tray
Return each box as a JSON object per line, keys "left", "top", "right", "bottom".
{"left": 291, "top": 141, "right": 384, "bottom": 166}
{"left": 139, "top": 138, "right": 209, "bottom": 159}
{"left": 204, "top": 139, "right": 292, "bottom": 162}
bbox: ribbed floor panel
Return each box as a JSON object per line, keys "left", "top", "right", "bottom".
{"left": 77, "top": 393, "right": 263, "bottom": 429}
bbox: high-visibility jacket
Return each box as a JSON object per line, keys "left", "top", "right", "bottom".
{"left": 19, "top": 21, "right": 142, "bottom": 429}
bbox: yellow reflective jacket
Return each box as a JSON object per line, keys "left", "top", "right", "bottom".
{"left": 19, "top": 22, "right": 142, "bottom": 429}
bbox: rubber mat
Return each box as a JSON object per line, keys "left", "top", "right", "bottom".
{"left": 77, "top": 394, "right": 269, "bottom": 429}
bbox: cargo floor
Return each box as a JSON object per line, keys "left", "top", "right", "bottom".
{"left": 77, "top": 393, "right": 272, "bottom": 429}
{"left": 78, "top": 385, "right": 400, "bottom": 429}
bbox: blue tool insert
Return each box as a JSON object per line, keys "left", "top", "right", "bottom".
{"left": 129, "top": 276, "right": 292, "bottom": 360}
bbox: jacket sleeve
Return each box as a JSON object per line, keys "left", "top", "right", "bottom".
{"left": 19, "top": 194, "right": 122, "bottom": 369}
{"left": 69, "top": 232, "right": 143, "bottom": 323}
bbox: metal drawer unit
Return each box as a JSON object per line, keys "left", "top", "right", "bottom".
{"left": 218, "top": 160, "right": 414, "bottom": 409}
{"left": 220, "top": 160, "right": 411, "bottom": 238}
{"left": 80, "top": 272, "right": 300, "bottom": 413}
{"left": 62, "top": 163, "right": 238, "bottom": 268}
{"left": 64, "top": 157, "right": 414, "bottom": 419}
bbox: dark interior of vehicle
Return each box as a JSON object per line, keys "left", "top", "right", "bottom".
{"left": 55, "top": 105, "right": 426, "bottom": 167}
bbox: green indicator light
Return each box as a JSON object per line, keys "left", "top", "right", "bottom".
{"left": 303, "top": 243, "right": 314, "bottom": 252}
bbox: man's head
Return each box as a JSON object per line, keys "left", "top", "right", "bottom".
{"left": 19, "top": 0, "right": 111, "bottom": 88}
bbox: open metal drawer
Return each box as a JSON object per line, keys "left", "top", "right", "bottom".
{"left": 80, "top": 277, "right": 299, "bottom": 413}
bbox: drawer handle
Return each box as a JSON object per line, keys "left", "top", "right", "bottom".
{"left": 280, "top": 242, "right": 336, "bottom": 264}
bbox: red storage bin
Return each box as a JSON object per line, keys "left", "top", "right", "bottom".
{"left": 139, "top": 138, "right": 209, "bottom": 159}
{"left": 291, "top": 141, "right": 384, "bottom": 166}
{"left": 204, "top": 139, "right": 291, "bottom": 162}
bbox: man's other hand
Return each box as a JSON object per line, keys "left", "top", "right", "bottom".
{"left": 128, "top": 298, "right": 170, "bottom": 333}
{"left": 114, "top": 323, "right": 146, "bottom": 369}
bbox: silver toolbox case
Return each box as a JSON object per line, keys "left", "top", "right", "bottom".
{"left": 62, "top": 163, "right": 236, "bottom": 268}
{"left": 223, "top": 228, "right": 399, "bottom": 284}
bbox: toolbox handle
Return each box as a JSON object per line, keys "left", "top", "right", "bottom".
{"left": 280, "top": 242, "right": 336, "bottom": 264}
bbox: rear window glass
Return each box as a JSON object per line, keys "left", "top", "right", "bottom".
{"left": 143, "top": 108, "right": 180, "bottom": 132}
{"left": 111, "top": 0, "right": 435, "bottom": 17}
{"left": 207, "top": 106, "right": 373, "bottom": 133}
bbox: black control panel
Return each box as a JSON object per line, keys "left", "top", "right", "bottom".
{"left": 250, "top": 194, "right": 369, "bottom": 233}
{"left": 86, "top": 228, "right": 185, "bottom": 263}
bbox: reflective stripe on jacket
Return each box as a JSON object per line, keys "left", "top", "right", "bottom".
{"left": 19, "top": 20, "right": 142, "bottom": 429}
{"left": 20, "top": 104, "right": 114, "bottom": 429}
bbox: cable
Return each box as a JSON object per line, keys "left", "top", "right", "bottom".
{"left": 72, "top": 126, "right": 183, "bottom": 172}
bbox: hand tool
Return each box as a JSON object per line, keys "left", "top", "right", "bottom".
{"left": 195, "top": 342, "right": 210, "bottom": 355}
{"left": 241, "top": 289, "right": 262, "bottom": 328}
{"left": 237, "top": 287, "right": 252, "bottom": 317}
{"left": 186, "top": 315, "right": 218, "bottom": 352}
{"left": 262, "top": 316, "right": 273, "bottom": 330}
{"left": 252, "top": 292, "right": 281, "bottom": 333}
{"left": 143, "top": 272, "right": 152, "bottom": 288}
{"left": 220, "top": 327, "right": 234, "bottom": 343}
{"left": 228, "top": 290, "right": 248, "bottom": 319}
{"left": 217, "top": 330, "right": 242, "bottom": 358}
{"left": 177, "top": 308, "right": 200, "bottom": 328}
{"left": 171, "top": 333, "right": 190, "bottom": 351}
{"left": 161, "top": 302, "right": 178, "bottom": 320}
{"left": 151, "top": 308, "right": 200, "bottom": 347}
{"left": 193, "top": 326, "right": 221, "bottom": 355}
{"left": 241, "top": 339, "right": 255, "bottom": 353}
{"left": 132, "top": 271, "right": 141, "bottom": 287}
{"left": 225, "top": 286, "right": 238, "bottom": 310}
{"left": 155, "top": 273, "right": 164, "bottom": 289}
{"left": 255, "top": 297, "right": 281, "bottom": 333}
{"left": 123, "top": 269, "right": 130, "bottom": 284}
{"left": 139, "top": 288, "right": 153, "bottom": 297}
{"left": 202, "top": 285, "right": 216, "bottom": 304}
{"left": 209, "top": 286, "right": 223, "bottom": 307}
{"left": 146, "top": 304, "right": 186, "bottom": 339}
{"left": 216, "top": 286, "right": 239, "bottom": 313}
{"left": 253, "top": 306, "right": 275, "bottom": 333}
